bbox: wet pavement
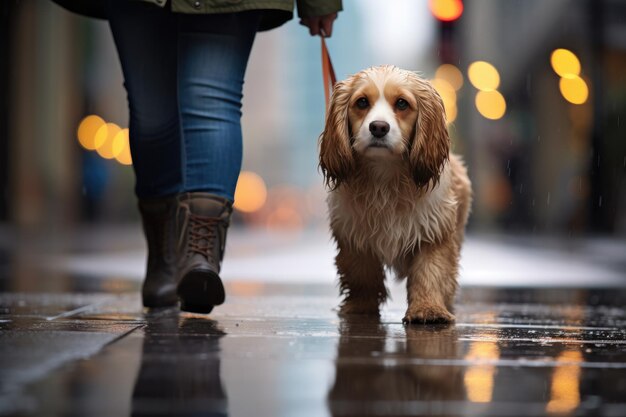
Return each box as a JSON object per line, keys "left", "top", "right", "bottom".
{"left": 3, "top": 286, "right": 626, "bottom": 416}
{"left": 1, "top": 228, "right": 626, "bottom": 416}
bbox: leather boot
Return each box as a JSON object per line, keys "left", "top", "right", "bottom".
{"left": 175, "top": 192, "right": 232, "bottom": 313}
{"left": 138, "top": 196, "right": 178, "bottom": 308}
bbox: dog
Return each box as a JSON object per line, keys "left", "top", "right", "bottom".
{"left": 319, "top": 65, "right": 472, "bottom": 324}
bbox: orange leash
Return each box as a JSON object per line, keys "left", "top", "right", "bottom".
{"left": 321, "top": 35, "right": 337, "bottom": 113}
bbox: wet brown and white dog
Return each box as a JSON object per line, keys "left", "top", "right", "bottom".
{"left": 319, "top": 65, "right": 472, "bottom": 324}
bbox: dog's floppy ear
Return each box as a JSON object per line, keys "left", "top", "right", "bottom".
{"left": 319, "top": 79, "right": 354, "bottom": 190}
{"left": 409, "top": 79, "right": 450, "bottom": 189}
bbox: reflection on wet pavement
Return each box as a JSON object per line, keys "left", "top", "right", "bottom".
{"left": 132, "top": 312, "right": 227, "bottom": 416}
{"left": 1, "top": 284, "right": 625, "bottom": 417}
{"left": 328, "top": 319, "right": 466, "bottom": 416}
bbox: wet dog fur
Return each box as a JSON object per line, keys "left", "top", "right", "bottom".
{"left": 319, "top": 65, "right": 472, "bottom": 323}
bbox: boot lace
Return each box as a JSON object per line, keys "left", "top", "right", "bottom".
{"left": 186, "top": 213, "right": 224, "bottom": 262}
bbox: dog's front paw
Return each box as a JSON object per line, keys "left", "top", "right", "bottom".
{"left": 403, "top": 304, "right": 455, "bottom": 324}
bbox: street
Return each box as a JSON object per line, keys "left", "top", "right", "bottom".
{"left": 1, "top": 227, "right": 625, "bottom": 416}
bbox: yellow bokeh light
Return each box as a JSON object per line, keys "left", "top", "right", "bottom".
{"left": 446, "top": 102, "right": 457, "bottom": 123}
{"left": 468, "top": 61, "right": 500, "bottom": 91}
{"left": 464, "top": 341, "right": 500, "bottom": 403}
{"left": 95, "top": 123, "right": 121, "bottom": 160}
{"left": 559, "top": 75, "right": 588, "bottom": 105}
{"left": 233, "top": 171, "right": 267, "bottom": 213}
{"left": 551, "top": 48, "right": 581, "bottom": 77}
{"left": 435, "top": 64, "right": 464, "bottom": 91}
{"left": 475, "top": 90, "right": 506, "bottom": 120}
{"left": 112, "top": 128, "right": 133, "bottom": 165}
{"left": 431, "top": 78, "right": 457, "bottom": 123}
{"left": 77, "top": 115, "right": 105, "bottom": 150}
{"left": 432, "top": 78, "right": 457, "bottom": 103}
{"left": 429, "top": 0, "right": 463, "bottom": 22}
{"left": 546, "top": 350, "right": 582, "bottom": 414}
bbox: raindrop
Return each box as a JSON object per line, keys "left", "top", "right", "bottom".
{"left": 547, "top": 192, "right": 551, "bottom": 206}
{"left": 599, "top": 196, "right": 603, "bottom": 207}
{"left": 519, "top": 184, "right": 524, "bottom": 194}
{"left": 537, "top": 135, "right": 541, "bottom": 142}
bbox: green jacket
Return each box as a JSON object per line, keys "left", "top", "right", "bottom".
{"left": 155, "top": 0, "right": 342, "bottom": 30}
{"left": 52, "top": 0, "right": 342, "bottom": 31}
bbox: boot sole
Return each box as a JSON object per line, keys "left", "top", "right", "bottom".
{"left": 177, "top": 269, "right": 225, "bottom": 314}
{"left": 143, "top": 293, "right": 178, "bottom": 309}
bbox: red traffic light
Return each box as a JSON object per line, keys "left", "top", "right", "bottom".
{"left": 429, "top": 0, "right": 463, "bottom": 22}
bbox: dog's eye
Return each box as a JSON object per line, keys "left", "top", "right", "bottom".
{"left": 396, "top": 98, "right": 409, "bottom": 111}
{"left": 356, "top": 97, "right": 369, "bottom": 109}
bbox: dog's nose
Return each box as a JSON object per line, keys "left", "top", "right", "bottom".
{"left": 369, "top": 121, "right": 390, "bottom": 138}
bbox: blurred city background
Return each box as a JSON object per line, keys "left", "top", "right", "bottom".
{"left": 1, "top": 3, "right": 626, "bottom": 415}
{"left": 0, "top": 0, "right": 625, "bottom": 289}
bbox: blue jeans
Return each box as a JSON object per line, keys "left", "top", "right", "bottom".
{"left": 108, "top": 2, "right": 261, "bottom": 200}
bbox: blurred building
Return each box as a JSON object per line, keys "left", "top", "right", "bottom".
{"left": 2, "top": 0, "right": 132, "bottom": 228}
{"left": 449, "top": 0, "right": 626, "bottom": 234}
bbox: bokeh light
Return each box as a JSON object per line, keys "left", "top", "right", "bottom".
{"left": 551, "top": 48, "right": 581, "bottom": 77}
{"left": 77, "top": 115, "right": 134, "bottom": 166}
{"left": 264, "top": 186, "right": 305, "bottom": 230}
{"left": 266, "top": 204, "right": 303, "bottom": 230}
{"left": 468, "top": 61, "right": 500, "bottom": 91}
{"left": 464, "top": 337, "right": 500, "bottom": 403}
{"left": 77, "top": 115, "right": 105, "bottom": 150}
{"left": 475, "top": 90, "right": 506, "bottom": 120}
{"left": 546, "top": 350, "right": 582, "bottom": 413}
{"left": 234, "top": 171, "right": 268, "bottom": 213}
{"left": 446, "top": 103, "right": 458, "bottom": 123}
{"left": 435, "top": 64, "right": 464, "bottom": 91}
{"left": 112, "top": 128, "right": 132, "bottom": 165}
{"left": 559, "top": 75, "right": 589, "bottom": 105}
{"left": 429, "top": 0, "right": 463, "bottom": 22}
{"left": 95, "top": 123, "right": 121, "bottom": 160}
{"left": 431, "top": 78, "right": 458, "bottom": 123}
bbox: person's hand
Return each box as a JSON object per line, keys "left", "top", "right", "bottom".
{"left": 300, "top": 13, "right": 338, "bottom": 37}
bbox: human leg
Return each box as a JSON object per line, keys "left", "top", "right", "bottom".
{"left": 108, "top": 0, "right": 182, "bottom": 198}
{"left": 109, "top": 6, "right": 261, "bottom": 311}
{"left": 174, "top": 12, "right": 261, "bottom": 313}
{"left": 109, "top": 1, "right": 181, "bottom": 307}
{"left": 176, "top": 11, "right": 261, "bottom": 200}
